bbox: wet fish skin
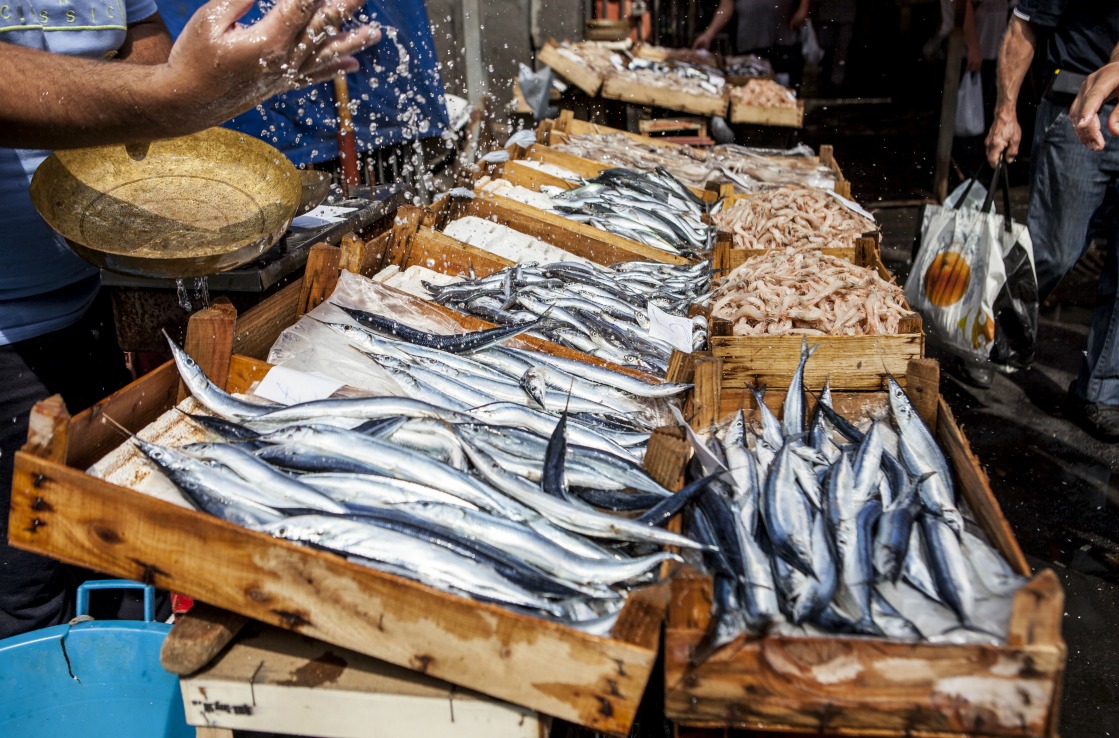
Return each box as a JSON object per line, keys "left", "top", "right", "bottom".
{"left": 762, "top": 441, "right": 817, "bottom": 578}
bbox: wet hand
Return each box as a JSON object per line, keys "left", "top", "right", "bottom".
{"left": 159, "top": 0, "right": 380, "bottom": 129}
{"left": 1070, "top": 62, "right": 1119, "bottom": 151}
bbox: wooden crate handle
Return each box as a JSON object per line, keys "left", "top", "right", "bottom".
{"left": 296, "top": 243, "right": 341, "bottom": 317}
{"left": 21, "top": 394, "right": 70, "bottom": 464}
{"left": 179, "top": 300, "right": 238, "bottom": 402}
{"left": 1008, "top": 568, "right": 1065, "bottom": 647}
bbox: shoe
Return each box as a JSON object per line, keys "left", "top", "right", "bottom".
{"left": 1065, "top": 382, "right": 1119, "bottom": 441}
{"left": 954, "top": 360, "right": 994, "bottom": 389}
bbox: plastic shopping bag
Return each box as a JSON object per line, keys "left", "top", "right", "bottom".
{"left": 905, "top": 164, "right": 1037, "bottom": 365}
{"left": 800, "top": 20, "right": 824, "bottom": 66}
{"left": 954, "top": 71, "right": 984, "bottom": 137}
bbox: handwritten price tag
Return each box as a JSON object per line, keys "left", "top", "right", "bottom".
{"left": 647, "top": 304, "right": 694, "bottom": 354}
{"left": 254, "top": 366, "right": 344, "bottom": 406}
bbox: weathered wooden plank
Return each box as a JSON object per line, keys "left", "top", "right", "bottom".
{"left": 160, "top": 601, "right": 249, "bottom": 676}
{"left": 404, "top": 226, "right": 514, "bottom": 278}
{"left": 297, "top": 243, "right": 342, "bottom": 317}
{"left": 179, "top": 624, "right": 543, "bottom": 738}
{"left": 600, "top": 75, "right": 729, "bottom": 118}
{"left": 710, "top": 334, "right": 925, "bottom": 392}
{"left": 728, "top": 98, "right": 805, "bottom": 128}
{"left": 22, "top": 395, "right": 70, "bottom": 466}
{"left": 178, "top": 301, "right": 237, "bottom": 401}
{"left": 664, "top": 630, "right": 1063, "bottom": 736}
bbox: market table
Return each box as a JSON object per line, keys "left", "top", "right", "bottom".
{"left": 176, "top": 619, "right": 544, "bottom": 738}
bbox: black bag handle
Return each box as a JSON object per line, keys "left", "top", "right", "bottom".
{"left": 980, "top": 156, "right": 1014, "bottom": 233}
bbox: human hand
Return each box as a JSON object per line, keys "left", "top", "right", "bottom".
{"left": 692, "top": 32, "right": 713, "bottom": 51}
{"left": 985, "top": 110, "right": 1021, "bottom": 167}
{"left": 158, "top": 0, "right": 380, "bottom": 130}
{"left": 966, "top": 42, "right": 981, "bottom": 73}
{"left": 1070, "top": 61, "right": 1119, "bottom": 151}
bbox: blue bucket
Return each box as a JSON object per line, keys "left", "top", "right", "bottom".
{"left": 0, "top": 580, "right": 193, "bottom": 738}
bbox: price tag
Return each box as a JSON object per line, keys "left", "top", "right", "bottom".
{"left": 291, "top": 205, "right": 357, "bottom": 229}
{"left": 254, "top": 366, "right": 344, "bottom": 406}
{"left": 647, "top": 304, "right": 694, "bottom": 354}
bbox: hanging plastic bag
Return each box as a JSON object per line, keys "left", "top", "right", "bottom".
{"left": 954, "top": 71, "right": 985, "bottom": 137}
{"left": 905, "top": 163, "right": 1037, "bottom": 366}
{"left": 800, "top": 20, "right": 824, "bottom": 66}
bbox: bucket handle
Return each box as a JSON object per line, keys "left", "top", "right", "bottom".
{"left": 76, "top": 580, "right": 156, "bottom": 622}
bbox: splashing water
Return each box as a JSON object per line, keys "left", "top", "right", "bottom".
{"left": 193, "top": 277, "right": 211, "bottom": 309}
{"left": 175, "top": 278, "right": 191, "bottom": 312}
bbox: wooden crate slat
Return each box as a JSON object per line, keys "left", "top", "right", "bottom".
{"left": 600, "top": 74, "right": 729, "bottom": 118}
{"left": 728, "top": 98, "right": 805, "bottom": 128}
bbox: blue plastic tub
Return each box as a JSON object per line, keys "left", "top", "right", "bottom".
{"left": 0, "top": 580, "right": 193, "bottom": 738}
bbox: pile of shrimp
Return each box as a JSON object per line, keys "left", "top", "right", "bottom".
{"left": 712, "top": 185, "right": 876, "bottom": 250}
{"left": 729, "top": 79, "right": 798, "bottom": 109}
{"left": 554, "top": 133, "right": 713, "bottom": 189}
{"left": 711, "top": 246, "right": 910, "bottom": 336}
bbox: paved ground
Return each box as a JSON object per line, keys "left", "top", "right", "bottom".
{"left": 790, "top": 99, "right": 1119, "bottom": 737}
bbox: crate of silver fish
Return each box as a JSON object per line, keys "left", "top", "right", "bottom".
{"left": 663, "top": 358, "right": 1066, "bottom": 737}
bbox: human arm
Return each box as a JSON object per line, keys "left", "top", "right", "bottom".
{"left": 984, "top": 13, "right": 1036, "bottom": 166}
{"left": 1070, "top": 42, "right": 1119, "bottom": 151}
{"left": 964, "top": 0, "right": 981, "bottom": 73}
{"left": 0, "top": 0, "right": 380, "bottom": 149}
{"left": 693, "top": 0, "right": 734, "bottom": 50}
{"left": 790, "top": 0, "right": 810, "bottom": 31}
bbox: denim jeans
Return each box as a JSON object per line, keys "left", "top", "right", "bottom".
{"left": 1028, "top": 99, "right": 1119, "bottom": 405}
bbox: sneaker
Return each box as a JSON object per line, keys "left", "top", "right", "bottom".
{"left": 1065, "top": 382, "right": 1119, "bottom": 441}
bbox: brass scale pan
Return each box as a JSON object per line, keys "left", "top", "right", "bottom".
{"left": 31, "top": 127, "right": 330, "bottom": 279}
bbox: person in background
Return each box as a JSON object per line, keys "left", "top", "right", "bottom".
{"left": 954, "top": 0, "right": 1010, "bottom": 177}
{"left": 984, "top": 1, "right": 1119, "bottom": 440}
{"left": 0, "top": 0, "right": 380, "bottom": 640}
{"left": 159, "top": 0, "right": 449, "bottom": 188}
{"left": 693, "top": 0, "right": 811, "bottom": 90}
{"left": 811, "top": 0, "right": 857, "bottom": 96}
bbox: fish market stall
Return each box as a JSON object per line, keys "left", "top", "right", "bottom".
{"left": 599, "top": 59, "right": 730, "bottom": 118}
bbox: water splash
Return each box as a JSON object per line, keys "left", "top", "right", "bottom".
{"left": 175, "top": 278, "right": 191, "bottom": 312}
{"left": 193, "top": 276, "right": 211, "bottom": 309}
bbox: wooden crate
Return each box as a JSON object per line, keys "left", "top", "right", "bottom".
{"left": 728, "top": 97, "right": 805, "bottom": 128}
{"left": 507, "top": 144, "right": 721, "bottom": 204}
{"left": 664, "top": 359, "right": 1066, "bottom": 737}
{"left": 547, "top": 111, "right": 850, "bottom": 198}
{"left": 536, "top": 39, "right": 608, "bottom": 97}
{"left": 7, "top": 232, "right": 693, "bottom": 733}
{"left": 708, "top": 241, "right": 924, "bottom": 393}
{"left": 430, "top": 187, "right": 693, "bottom": 265}
{"left": 600, "top": 73, "right": 729, "bottom": 118}
{"left": 547, "top": 110, "right": 681, "bottom": 149}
